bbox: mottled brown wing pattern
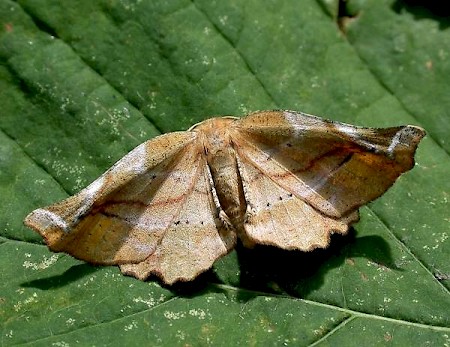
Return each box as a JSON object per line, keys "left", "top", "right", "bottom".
{"left": 121, "top": 153, "right": 236, "bottom": 284}
{"left": 25, "top": 132, "right": 235, "bottom": 283}
{"left": 235, "top": 149, "right": 359, "bottom": 250}
{"left": 25, "top": 132, "right": 195, "bottom": 264}
{"left": 233, "top": 111, "right": 425, "bottom": 218}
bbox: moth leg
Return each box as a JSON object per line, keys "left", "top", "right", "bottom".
{"left": 235, "top": 155, "right": 258, "bottom": 248}
{"left": 218, "top": 210, "right": 234, "bottom": 230}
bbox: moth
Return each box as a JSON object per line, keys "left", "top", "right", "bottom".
{"left": 25, "top": 110, "right": 425, "bottom": 284}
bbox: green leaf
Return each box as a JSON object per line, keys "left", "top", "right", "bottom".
{"left": 1, "top": 0, "right": 448, "bottom": 345}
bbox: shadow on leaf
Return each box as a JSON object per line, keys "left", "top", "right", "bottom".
{"left": 392, "top": 0, "right": 450, "bottom": 29}
{"left": 165, "top": 271, "right": 224, "bottom": 297}
{"left": 165, "top": 228, "right": 397, "bottom": 301}
{"left": 20, "top": 228, "right": 396, "bottom": 298}
{"left": 231, "top": 228, "right": 397, "bottom": 302}
{"left": 21, "top": 263, "right": 98, "bottom": 290}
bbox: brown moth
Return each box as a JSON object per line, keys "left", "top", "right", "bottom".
{"left": 24, "top": 110, "right": 425, "bottom": 284}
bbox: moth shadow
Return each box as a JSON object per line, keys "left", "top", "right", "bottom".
{"left": 163, "top": 271, "right": 224, "bottom": 297}
{"left": 20, "top": 263, "right": 98, "bottom": 290}
{"left": 232, "top": 228, "right": 397, "bottom": 301}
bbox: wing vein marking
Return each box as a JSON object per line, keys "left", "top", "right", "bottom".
{"left": 152, "top": 150, "right": 205, "bottom": 251}
{"left": 307, "top": 152, "right": 355, "bottom": 193}
{"left": 262, "top": 175, "right": 293, "bottom": 244}
{"left": 108, "top": 145, "right": 205, "bottom": 259}
{"left": 233, "top": 138, "right": 341, "bottom": 220}
{"left": 281, "top": 194, "right": 298, "bottom": 238}
{"left": 88, "top": 147, "right": 195, "bottom": 260}
{"left": 260, "top": 175, "right": 282, "bottom": 241}
{"left": 233, "top": 131, "right": 361, "bottom": 179}
{"left": 91, "top": 211, "right": 166, "bottom": 232}
{"left": 95, "top": 193, "right": 194, "bottom": 211}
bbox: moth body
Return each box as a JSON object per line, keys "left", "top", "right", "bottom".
{"left": 193, "top": 117, "right": 247, "bottom": 233}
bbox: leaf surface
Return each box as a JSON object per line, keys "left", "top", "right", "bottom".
{"left": 0, "top": 0, "right": 448, "bottom": 345}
